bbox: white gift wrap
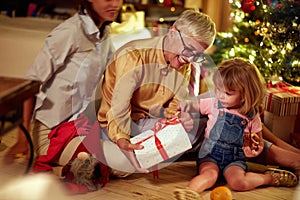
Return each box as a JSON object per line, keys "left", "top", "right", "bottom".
{"left": 130, "top": 120, "right": 192, "bottom": 169}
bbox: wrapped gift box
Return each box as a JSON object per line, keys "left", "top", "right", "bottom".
{"left": 264, "top": 111, "right": 299, "bottom": 143}
{"left": 130, "top": 118, "right": 192, "bottom": 169}
{"left": 264, "top": 85, "right": 300, "bottom": 116}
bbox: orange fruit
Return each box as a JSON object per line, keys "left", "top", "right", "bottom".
{"left": 210, "top": 186, "right": 232, "bottom": 200}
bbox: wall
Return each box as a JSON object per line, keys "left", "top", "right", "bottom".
{"left": 0, "top": 16, "right": 62, "bottom": 78}
{"left": 202, "top": 0, "right": 232, "bottom": 32}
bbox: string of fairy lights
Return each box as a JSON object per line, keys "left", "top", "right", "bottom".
{"left": 212, "top": 0, "right": 299, "bottom": 84}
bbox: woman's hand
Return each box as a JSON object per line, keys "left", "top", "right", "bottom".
{"left": 116, "top": 138, "right": 149, "bottom": 173}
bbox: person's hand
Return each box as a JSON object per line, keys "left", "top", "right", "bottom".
{"left": 243, "top": 132, "right": 264, "bottom": 158}
{"left": 177, "top": 111, "right": 194, "bottom": 132}
{"left": 243, "top": 145, "right": 263, "bottom": 158}
{"left": 177, "top": 101, "right": 193, "bottom": 113}
{"left": 116, "top": 138, "right": 149, "bottom": 173}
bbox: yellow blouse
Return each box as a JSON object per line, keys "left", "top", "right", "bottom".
{"left": 98, "top": 36, "right": 193, "bottom": 142}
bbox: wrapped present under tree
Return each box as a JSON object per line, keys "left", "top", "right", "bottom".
{"left": 264, "top": 82, "right": 300, "bottom": 116}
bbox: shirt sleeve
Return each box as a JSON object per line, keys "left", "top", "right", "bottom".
{"left": 25, "top": 25, "right": 77, "bottom": 83}
{"left": 105, "top": 50, "right": 144, "bottom": 142}
{"left": 246, "top": 113, "right": 262, "bottom": 133}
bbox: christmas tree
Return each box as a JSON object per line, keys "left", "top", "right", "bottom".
{"left": 211, "top": 0, "right": 300, "bottom": 85}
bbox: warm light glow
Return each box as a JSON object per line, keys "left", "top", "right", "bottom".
{"left": 260, "top": 41, "right": 263, "bottom": 46}
{"left": 235, "top": 1, "right": 241, "bottom": 8}
{"left": 293, "top": 22, "right": 297, "bottom": 27}
{"left": 244, "top": 37, "right": 249, "bottom": 43}
{"left": 249, "top": 55, "right": 255, "bottom": 62}
{"left": 170, "top": 7, "right": 175, "bottom": 12}
{"left": 159, "top": 18, "right": 164, "bottom": 22}
{"left": 263, "top": 28, "right": 268, "bottom": 33}
{"left": 235, "top": 15, "right": 242, "bottom": 22}
{"left": 229, "top": 48, "right": 235, "bottom": 56}
{"left": 292, "top": 60, "right": 299, "bottom": 66}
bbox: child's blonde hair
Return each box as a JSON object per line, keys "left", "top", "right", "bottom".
{"left": 213, "top": 58, "right": 265, "bottom": 115}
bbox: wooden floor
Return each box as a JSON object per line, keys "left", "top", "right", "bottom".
{"left": 0, "top": 128, "right": 299, "bottom": 200}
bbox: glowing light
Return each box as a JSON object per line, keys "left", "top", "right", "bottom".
{"left": 235, "top": 15, "right": 242, "bottom": 22}
{"left": 170, "top": 7, "right": 175, "bottom": 12}
{"left": 159, "top": 18, "right": 164, "bottom": 22}
{"left": 229, "top": 48, "right": 235, "bottom": 57}
{"left": 292, "top": 60, "right": 299, "bottom": 66}
{"left": 260, "top": 41, "right": 264, "bottom": 47}
{"left": 249, "top": 55, "right": 255, "bottom": 62}
{"left": 244, "top": 38, "right": 249, "bottom": 43}
{"left": 281, "top": 49, "right": 286, "bottom": 55}
{"left": 235, "top": 1, "right": 241, "bottom": 8}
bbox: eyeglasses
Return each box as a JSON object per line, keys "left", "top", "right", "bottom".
{"left": 177, "top": 29, "right": 206, "bottom": 64}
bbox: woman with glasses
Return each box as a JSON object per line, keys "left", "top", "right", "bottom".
{"left": 97, "top": 9, "right": 217, "bottom": 174}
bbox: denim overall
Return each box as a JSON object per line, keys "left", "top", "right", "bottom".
{"left": 197, "top": 102, "right": 254, "bottom": 174}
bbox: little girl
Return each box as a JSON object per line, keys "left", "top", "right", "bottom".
{"left": 174, "top": 58, "right": 298, "bottom": 199}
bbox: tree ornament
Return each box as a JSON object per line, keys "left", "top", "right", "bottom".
{"left": 241, "top": 0, "right": 256, "bottom": 13}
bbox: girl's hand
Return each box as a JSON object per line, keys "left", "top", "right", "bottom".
{"left": 243, "top": 145, "right": 263, "bottom": 157}
{"left": 243, "top": 132, "right": 264, "bottom": 158}
{"left": 116, "top": 138, "right": 149, "bottom": 173}
{"left": 177, "top": 111, "right": 194, "bottom": 132}
{"left": 177, "top": 101, "right": 193, "bottom": 113}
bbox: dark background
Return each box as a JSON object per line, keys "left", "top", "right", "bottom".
{"left": 0, "top": 0, "right": 81, "bottom": 17}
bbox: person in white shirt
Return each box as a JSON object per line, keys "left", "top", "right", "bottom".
{"left": 4, "top": 0, "right": 122, "bottom": 166}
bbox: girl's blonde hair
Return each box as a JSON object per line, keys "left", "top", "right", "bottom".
{"left": 173, "top": 9, "right": 216, "bottom": 49}
{"left": 213, "top": 58, "right": 266, "bottom": 115}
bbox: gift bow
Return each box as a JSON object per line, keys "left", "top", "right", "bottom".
{"left": 266, "top": 81, "right": 300, "bottom": 113}
{"left": 267, "top": 81, "right": 300, "bottom": 96}
{"left": 136, "top": 117, "right": 181, "bottom": 178}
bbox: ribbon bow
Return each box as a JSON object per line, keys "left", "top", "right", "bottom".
{"left": 136, "top": 117, "right": 180, "bottom": 178}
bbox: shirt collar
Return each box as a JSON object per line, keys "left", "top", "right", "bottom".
{"left": 79, "top": 11, "right": 98, "bottom": 34}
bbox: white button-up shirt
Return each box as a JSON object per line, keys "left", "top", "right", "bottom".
{"left": 26, "top": 13, "right": 114, "bottom": 128}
